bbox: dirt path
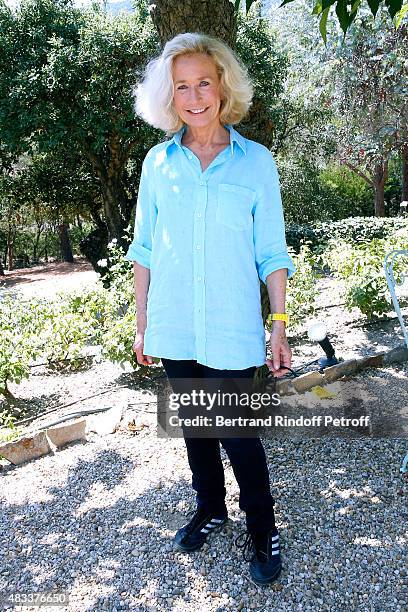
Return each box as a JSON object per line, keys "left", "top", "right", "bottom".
{"left": 0, "top": 259, "right": 99, "bottom": 300}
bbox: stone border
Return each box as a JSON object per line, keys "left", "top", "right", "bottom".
{"left": 276, "top": 344, "right": 408, "bottom": 396}
{"left": 0, "top": 405, "right": 125, "bottom": 467}
{"left": 0, "top": 418, "right": 87, "bottom": 466}
{"left": 1, "top": 346, "right": 407, "bottom": 466}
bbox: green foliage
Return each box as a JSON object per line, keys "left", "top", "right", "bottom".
{"left": 319, "top": 157, "right": 404, "bottom": 219}
{"left": 329, "top": 9, "right": 408, "bottom": 207}
{"left": 286, "top": 243, "right": 320, "bottom": 328}
{"left": 266, "top": 243, "right": 319, "bottom": 332}
{"left": 318, "top": 164, "right": 374, "bottom": 217}
{"left": 0, "top": 0, "right": 160, "bottom": 260}
{"left": 96, "top": 235, "right": 133, "bottom": 296}
{"left": 0, "top": 0, "right": 158, "bottom": 155}
{"left": 0, "top": 290, "right": 98, "bottom": 398}
{"left": 286, "top": 224, "right": 320, "bottom": 253}
{"left": 0, "top": 233, "right": 147, "bottom": 404}
{"left": 269, "top": 0, "right": 405, "bottom": 41}
{"left": 286, "top": 215, "right": 407, "bottom": 253}
{"left": 279, "top": 157, "right": 328, "bottom": 225}
{"left": 37, "top": 300, "right": 95, "bottom": 365}
{"left": 0, "top": 296, "right": 43, "bottom": 397}
{"left": 0, "top": 409, "right": 20, "bottom": 442}
{"left": 280, "top": 156, "right": 404, "bottom": 225}
{"left": 236, "top": 8, "right": 289, "bottom": 114}
{"left": 315, "top": 216, "right": 407, "bottom": 245}
{"left": 94, "top": 236, "right": 138, "bottom": 367}
{"left": 319, "top": 225, "right": 408, "bottom": 318}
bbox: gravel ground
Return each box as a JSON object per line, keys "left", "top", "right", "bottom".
{"left": 291, "top": 276, "right": 408, "bottom": 365}
{"left": 1, "top": 408, "right": 407, "bottom": 611}
{"left": 1, "top": 264, "right": 407, "bottom": 611}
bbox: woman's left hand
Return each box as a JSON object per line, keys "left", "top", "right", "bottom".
{"left": 265, "top": 324, "right": 292, "bottom": 378}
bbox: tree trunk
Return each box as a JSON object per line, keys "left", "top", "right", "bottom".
{"left": 0, "top": 257, "right": 4, "bottom": 276}
{"left": 1, "top": 384, "right": 17, "bottom": 404}
{"left": 149, "top": 0, "right": 237, "bottom": 48}
{"left": 373, "top": 159, "right": 388, "bottom": 217}
{"left": 88, "top": 200, "right": 106, "bottom": 231}
{"left": 85, "top": 139, "right": 132, "bottom": 251}
{"left": 79, "top": 225, "right": 108, "bottom": 272}
{"left": 402, "top": 143, "right": 408, "bottom": 202}
{"left": 58, "top": 220, "right": 74, "bottom": 263}
{"left": 7, "top": 223, "right": 14, "bottom": 271}
{"left": 102, "top": 176, "right": 130, "bottom": 242}
{"left": 32, "top": 222, "right": 43, "bottom": 263}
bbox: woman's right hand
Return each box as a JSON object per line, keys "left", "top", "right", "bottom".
{"left": 133, "top": 331, "right": 154, "bottom": 366}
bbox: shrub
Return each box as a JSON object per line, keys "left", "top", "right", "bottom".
{"left": 286, "top": 216, "right": 407, "bottom": 254}
{"left": 265, "top": 244, "right": 319, "bottom": 333}
{"left": 319, "top": 226, "right": 408, "bottom": 319}
{"left": 0, "top": 291, "right": 100, "bottom": 401}
{"left": 0, "top": 296, "right": 44, "bottom": 401}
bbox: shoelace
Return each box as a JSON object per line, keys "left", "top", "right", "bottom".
{"left": 234, "top": 530, "right": 257, "bottom": 562}
{"left": 235, "top": 530, "right": 280, "bottom": 562}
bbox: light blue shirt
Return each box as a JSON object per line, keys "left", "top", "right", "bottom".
{"left": 125, "top": 123, "right": 296, "bottom": 370}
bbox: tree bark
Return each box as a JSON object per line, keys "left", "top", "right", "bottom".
{"left": 84, "top": 139, "right": 131, "bottom": 250}
{"left": 373, "top": 159, "right": 388, "bottom": 217}
{"left": 7, "top": 223, "right": 14, "bottom": 271}
{"left": 0, "top": 384, "right": 17, "bottom": 404}
{"left": 0, "top": 257, "right": 4, "bottom": 276}
{"left": 79, "top": 225, "right": 108, "bottom": 272}
{"left": 402, "top": 143, "right": 408, "bottom": 202}
{"left": 58, "top": 220, "right": 74, "bottom": 263}
{"left": 32, "top": 221, "right": 44, "bottom": 263}
{"left": 149, "top": 0, "right": 237, "bottom": 48}
{"left": 87, "top": 199, "right": 106, "bottom": 231}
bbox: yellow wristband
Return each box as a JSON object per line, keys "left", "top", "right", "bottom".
{"left": 271, "top": 313, "right": 289, "bottom": 325}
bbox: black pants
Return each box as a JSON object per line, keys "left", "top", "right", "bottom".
{"left": 161, "top": 358, "right": 276, "bottom": 533}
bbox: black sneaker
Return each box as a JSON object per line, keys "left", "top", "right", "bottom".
{"left": 174, "top": 506, "right": 228, "bottom": 552}
{"left": 235, "top": 527, "right": 282, "bottom": 586}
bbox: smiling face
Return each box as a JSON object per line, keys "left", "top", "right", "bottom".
{"left": 172, "top": 52, "right": 224, "bottom": 128}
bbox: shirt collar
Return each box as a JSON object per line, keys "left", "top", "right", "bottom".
{"left": 165, "top": 123, "right": 247, "bottom": 156}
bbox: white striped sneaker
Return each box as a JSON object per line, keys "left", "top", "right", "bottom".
{"left": 174, "top": 507, "right": 228, "bottom": 552}
{"left": 235, "top": 527, "right": 282, "bottom": 585}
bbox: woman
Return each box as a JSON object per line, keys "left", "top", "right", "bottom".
{"left": 125, "top": 32, "right": 296, "bottom": 586}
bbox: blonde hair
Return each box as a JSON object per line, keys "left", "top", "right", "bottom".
{"left": 133, "top": 32, "right": 254, "bottom": 136}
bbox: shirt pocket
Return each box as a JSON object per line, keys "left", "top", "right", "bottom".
{"left": 216, "top": 184, "right": 256, "bottom": 231}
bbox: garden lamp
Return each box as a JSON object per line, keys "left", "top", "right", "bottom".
{"left": 307, "top": 320, "right": 338, "bottom": 368}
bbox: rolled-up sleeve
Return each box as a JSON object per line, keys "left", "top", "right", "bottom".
{"left": 252, "top": 152, "right": 296, "bottom": 284}
{"left": 124, "top": 155, "right": 157, "bottom": 268}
